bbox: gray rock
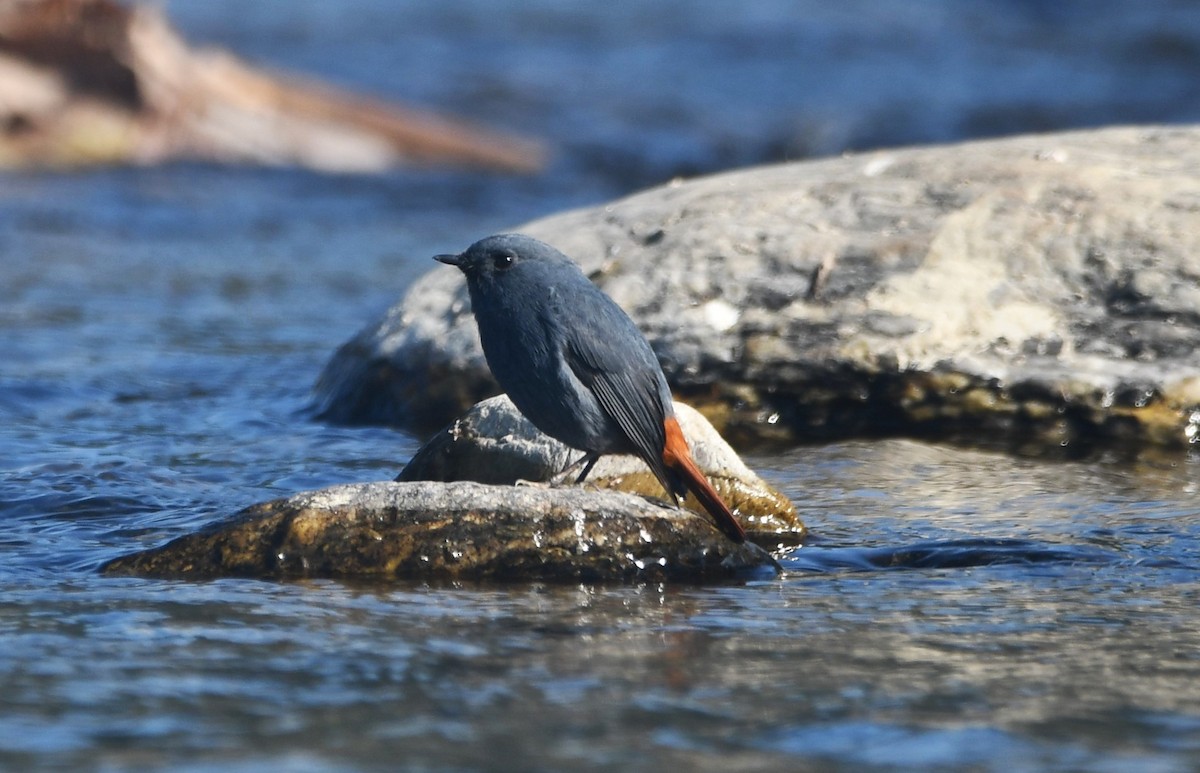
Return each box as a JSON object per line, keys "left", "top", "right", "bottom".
{"left": 101, "top": 481, "right": 779, "bottom": 582}
{"left": 397, "top": 395, "right": 805, "bottom": 543}
{"left": 314, "top": 126, "right": 1200, "bottom": 453}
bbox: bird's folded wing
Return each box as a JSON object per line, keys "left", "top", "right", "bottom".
{"left": 563, "top": 334, "right": 667, "bottom": 467}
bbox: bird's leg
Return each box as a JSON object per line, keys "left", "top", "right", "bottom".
{"left": 573, "top": 454, "right": 599, "bottom": 485}
{"left": 551, "top": 452, "right": 599, "bottom": 487}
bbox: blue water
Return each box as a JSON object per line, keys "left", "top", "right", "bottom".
{"left": 2, "top": 1, "right": 1200, "bottom": 770}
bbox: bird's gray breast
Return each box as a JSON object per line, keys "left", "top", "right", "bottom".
{"left": 474, "top": 281, "right": 617, "bottom": 452}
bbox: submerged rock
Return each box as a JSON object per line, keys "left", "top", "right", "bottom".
{"left": 398, "top": 395, "right": 805, "bottom": 544}
{"left": 101, "top": 481, "right": 778, "bottom": 582}
{"left": 314, "top": 125, "right": 1200, "bottom": 456}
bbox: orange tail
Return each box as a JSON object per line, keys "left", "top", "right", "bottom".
{"left": 661, "top": 417, "right": 747, "bottom": 544}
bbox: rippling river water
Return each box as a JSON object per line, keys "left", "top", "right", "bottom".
{"left": 3, "top": 2, "right": 1200, "bottom": 770}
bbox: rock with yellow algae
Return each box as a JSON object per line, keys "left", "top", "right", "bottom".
{"left": 101, "top": 481, "right": 779, "bottom": 582}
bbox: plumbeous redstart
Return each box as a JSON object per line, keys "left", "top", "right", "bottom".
{"left": 436, "top": 234, "right": 746, "bottom": 543}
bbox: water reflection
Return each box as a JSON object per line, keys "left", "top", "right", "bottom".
{"left": 784, "top": 538, "right": 1119, "bottom": 573}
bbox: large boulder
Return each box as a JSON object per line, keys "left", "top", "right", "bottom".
{"left": 101, "top": 481, "right": 779, "bottom": 582}
{"left": 314, "top": 126, "right": 1200, "bottom": 454}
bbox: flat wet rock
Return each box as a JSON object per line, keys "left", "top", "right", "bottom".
{"left": 101, "top": 481, "right": 779, "bottom": 582}
{"left": 315, "top": 125, "right": 1200, "bottom": 455}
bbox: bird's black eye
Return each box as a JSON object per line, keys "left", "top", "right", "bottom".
{"left": 493, "top": 252, "right": 516, "bottom": 271}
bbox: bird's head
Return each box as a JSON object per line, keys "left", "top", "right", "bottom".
{"left": 434, "top": 233, "right": 574, "bottom": 283}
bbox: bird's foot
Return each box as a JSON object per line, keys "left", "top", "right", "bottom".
{"left": 547, "top": 469, "right": 578, "bottom": 487}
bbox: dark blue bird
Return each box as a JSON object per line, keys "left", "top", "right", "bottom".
{"left": 436, "top": 233, "right": 746, "bottom": 543}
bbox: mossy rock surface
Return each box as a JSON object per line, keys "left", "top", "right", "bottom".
{"left": 103, "top": 481, "right": 779, "bottom": 583}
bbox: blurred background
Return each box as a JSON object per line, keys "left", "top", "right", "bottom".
{"left": 6, "top": 0, "right": 1200, "bottom": 200}
{"left": 162, "top": 0, "right": 1200, "bottom": 188}
{"left": 177, "top": 0, "right": 1200, "bottom": 192}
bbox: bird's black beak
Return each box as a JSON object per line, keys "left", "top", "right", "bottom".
{"left": 434, "top": 253, "right": 462, "bottom": 267}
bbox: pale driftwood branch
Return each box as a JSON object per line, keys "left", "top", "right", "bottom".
{"left": 0, "top": 0, "right": 545, "bottom": 172}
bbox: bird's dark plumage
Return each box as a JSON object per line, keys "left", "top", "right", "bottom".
{"left": 436, "top": 233, "right": 746, "bottom": 543}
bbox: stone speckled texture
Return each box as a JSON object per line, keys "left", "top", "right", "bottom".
{"left": 398, "top": 395, "right": 804, "bottom": 543}
{"left": 101, "top": 481, "right": 780, "bottom": 582}
{"left": 314, "top": 126, "right": 1200, "bottom": 455}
